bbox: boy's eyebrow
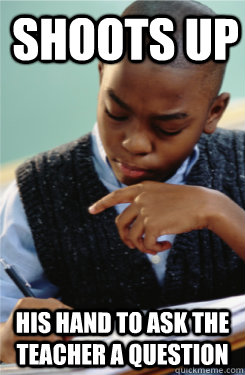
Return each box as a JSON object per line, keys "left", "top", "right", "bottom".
{"left": 107, "top": 88, "right": 189, "bottom": 120}
{"left": 107, "top": 89, "right": 132, "bottom": 111}
{"left": 154, "top": 112, "right": 188, "bottom": 121}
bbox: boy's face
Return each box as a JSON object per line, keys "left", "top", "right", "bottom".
{"left": 97, "top": 59, "right": 225, "bottom": 185}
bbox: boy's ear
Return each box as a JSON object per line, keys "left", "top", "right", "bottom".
{"left": 204, "top": 93, "right": 230, "bottom": 134}
{"left": 98, "top": 62, "right": 104, "bottom": 85}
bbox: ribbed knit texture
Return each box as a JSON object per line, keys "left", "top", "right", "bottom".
{"left": 16, "top": 129, "right": 245, "bottom": 310}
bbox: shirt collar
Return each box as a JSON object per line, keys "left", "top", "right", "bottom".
{"left": 91, "top": 123, "right": 199, "bottom": 189}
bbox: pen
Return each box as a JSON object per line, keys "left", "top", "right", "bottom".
{"left": 0, "top": 258, "right": 35, "bottom": 297}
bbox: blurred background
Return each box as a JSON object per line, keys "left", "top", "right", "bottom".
{"left": 1, "top": 0, "right": 245, "bottom": 191}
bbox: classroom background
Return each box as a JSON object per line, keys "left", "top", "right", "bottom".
{"left": 1, "top": 0, "right": 245, "bottom": 191}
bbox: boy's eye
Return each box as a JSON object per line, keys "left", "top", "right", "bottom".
{"left": 155, "top": 126, "right": 182, "bottom": 136}
{"left": 105, "top": 108, "right": 128, "bottom": 121}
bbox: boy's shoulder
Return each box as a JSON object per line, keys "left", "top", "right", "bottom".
{"left": 187, "top": 128, "right": 244, "bottom": 206}
{"left": 17, "top": 132, "right": 92, "bottom": 172}
{"left": 15, "top": 132, "right": 93, "bottom": 195}
{"left": 198, "top": 128, "right": 245, "bottom": 160}
{"left": 199, "top": 127, "right": 245, "bottom": 147}
{"left": 197, "top": 127, "right": 244, "bottom": 194}
{"left": 42, "top": 132, "right": 92, "bottom": 160}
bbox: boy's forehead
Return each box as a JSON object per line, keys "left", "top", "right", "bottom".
{"left": 102, "top": 61, "right": 202, "bottom": 108}
{"left": 103, "top": 58, "right": 208, "bottom": 85}
{"left": 101, "top": 58, "right": 222, "bottom": 109}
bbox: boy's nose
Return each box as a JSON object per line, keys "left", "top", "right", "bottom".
{"left": 122, "top": 127, "right": 153, "bottom": 155}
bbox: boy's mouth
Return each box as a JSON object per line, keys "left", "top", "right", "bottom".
{"left": 115, "top": 161, "right": 151, "bottom": 179}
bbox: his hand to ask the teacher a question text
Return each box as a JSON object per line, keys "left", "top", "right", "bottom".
{"left": 0, "top": 297, "right": 72, "bottom": 363}
{"left": 89, "top": 181, "right": 245, "bottom": 260}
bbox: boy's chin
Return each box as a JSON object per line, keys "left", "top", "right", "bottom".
{"left": 118, "top": 176, "right": 146, "bottom": 186}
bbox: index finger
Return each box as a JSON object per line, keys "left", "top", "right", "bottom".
{"left": 88, "top": 185, "right": 141, "bottom": 214}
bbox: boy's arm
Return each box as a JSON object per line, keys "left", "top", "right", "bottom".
{"left": 0, "top": 181, "right": 60, "bottom": 322}
{"left": 204, "top": 189, "right": 245, "bottom": 261}
{"left": 0, "top": 183, "right": 69, "bottom": 362}
{"left": 89, "top": 181, "right": 245, "bottom": 261}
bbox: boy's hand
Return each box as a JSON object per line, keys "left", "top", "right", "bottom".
{"left": 0, "top": 297, "right": 72, "bottom": 363}
{"left": 89, "top": 181, "right": 245, "bottom": 261}
{"left": 89, "top": 181, "right": 210, "bottom": 254}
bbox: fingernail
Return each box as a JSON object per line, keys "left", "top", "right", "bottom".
{"left": 88, "top": 205, "right": 96, "bottom": 214}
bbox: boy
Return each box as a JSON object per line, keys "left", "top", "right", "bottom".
{"left": 0, "top": 0, "right": 244, "bottom": 363}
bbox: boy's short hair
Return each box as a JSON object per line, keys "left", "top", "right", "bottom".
{"left": 121, "top": 0, "right": 226, "bottom": 100}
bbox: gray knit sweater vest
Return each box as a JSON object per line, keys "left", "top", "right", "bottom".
{"left": 16, "top": 128, "right": 245, "bottom": 310}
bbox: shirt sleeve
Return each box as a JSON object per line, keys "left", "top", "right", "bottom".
{"left": 0, "top": 181, "right": 59, "bottom": 322}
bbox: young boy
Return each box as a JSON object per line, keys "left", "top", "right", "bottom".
{"left": 0, "top": 0, "right": 244, "bottom": 363}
